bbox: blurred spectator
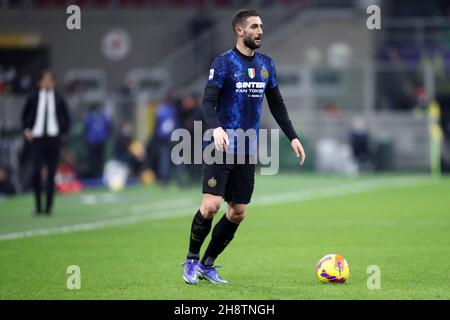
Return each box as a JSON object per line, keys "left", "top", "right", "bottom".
{"left": 55, "top": 148, "right": 82, "bottom": 194}
{"left": 18, "top": 74, "right": 32, "bottom": 95}
{"left": 113, "top": 121, "right": 144, "bottom": 176}
{"left": 0, "top": 129, "right": 18, "bottom": 195}
{"left": 147, "top": 92, "right": 179, "bottom": 185}
{"left": 349, "top": 116, "right": 372, "bottom": 170}
{"left": 0, "top": 67, "right": 16, "bottom": 96}
{"left": 0, "top": 166, "right": 15, "bottom": 196}
{"left": 412, "top": 87, "right": 444, "bottom": 175}
{"left": 21, "top": 70, "right": 71, "bottom": 216}
{"left": 412, "top": 86, "right": 430, "bottom": 116}
{"left": 0, "top": 65, "right": 32, "bottom": 96}
{"left": 179, "top": 93, "right": 204, "bottom": 184}
{"left": 114, "top": 122, "right": 133, "bottom": 162}
{"left": 323, "top": 102, "right": 342, "bottom": 118}
{"left": 83, "top": 102, "right": 111, "bottom": 178}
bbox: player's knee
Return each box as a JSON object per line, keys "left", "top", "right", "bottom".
{"left": 228, "top": 208, "right": 246, "bottom": 224}
{"left": 232, "top": 213, "right": 246, "bottom": 224}
{"left": 201, "top": 200, "right": 221, "bottom": 218}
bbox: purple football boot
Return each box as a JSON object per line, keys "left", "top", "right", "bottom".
{"left": 182, "top": 259, "right": 199, "bottom": 284}
{"left": 197, "top": 263, "right": 228, "bottom": 284}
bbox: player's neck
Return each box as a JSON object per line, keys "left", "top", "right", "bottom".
{"left": 235, "top": 43, "right": 254, "bottom": 57}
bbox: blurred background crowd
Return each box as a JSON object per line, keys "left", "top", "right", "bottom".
{"left": 1, "top": 0, "right": 450, "bottom": 197}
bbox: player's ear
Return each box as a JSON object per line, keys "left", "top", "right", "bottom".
{"left": 234, "top": 25, "right": 243, "bottom": 37}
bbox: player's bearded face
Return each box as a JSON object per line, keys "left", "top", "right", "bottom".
{"left": 240, "top": 16, "right": 263, "bottom": 50}
{"left": 243, "top": 31, "right": 261, "bottom": 50}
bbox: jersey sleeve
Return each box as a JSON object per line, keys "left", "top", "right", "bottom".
{"left": 205, "top": 55, "right": 227, "bottom": 89}
{"left": 267, "top": 58, "right": 278, "bottom": 89}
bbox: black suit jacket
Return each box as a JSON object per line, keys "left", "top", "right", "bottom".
{"left": 21, "top": 90, "right": 71, "bottom": 136}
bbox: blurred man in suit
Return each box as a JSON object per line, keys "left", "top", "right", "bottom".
{"left": 21, "top": 71, "right": 70, "bottom": 216}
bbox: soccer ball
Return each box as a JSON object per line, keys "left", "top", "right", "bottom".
{"left": 316, "top": 254, "right": 350, "bottom": 283}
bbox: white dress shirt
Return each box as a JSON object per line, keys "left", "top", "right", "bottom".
{"left": 32, "top": 89, "right": 59, "bottom": 137}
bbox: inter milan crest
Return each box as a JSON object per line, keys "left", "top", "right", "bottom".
{"left": 260, "top": 67, "right": 269, "bottom": 79}
{"left": 208, "top": 177, "right": 217, "bottom": 188}
{"left": 248, "top": 68, "right": 256, "bottom": 79}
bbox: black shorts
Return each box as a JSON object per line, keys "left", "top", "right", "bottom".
{"left": 202, "top": 154, "right": 256, "bottom": 205}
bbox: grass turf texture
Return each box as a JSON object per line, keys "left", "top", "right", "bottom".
{"left": 0, "top": 174, "right": 449, "bottom": 299}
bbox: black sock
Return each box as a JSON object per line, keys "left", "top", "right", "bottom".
{"left": 201, "top": 214, "right": 239, "bottom": 266}
{"left": 187, "top": 209, "right": 213, "bottom": 260}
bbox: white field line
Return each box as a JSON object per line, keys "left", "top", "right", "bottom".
{"left": 129, "top": 197, "right": 195, "bottom": 214}
{"left": 0, "top": 177, "right": 431, "bottom": 241}
{"left": 251, "top": 176, "right": 429, "bottom": 206}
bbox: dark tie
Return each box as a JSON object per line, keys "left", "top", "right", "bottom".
{"left": 43, "top": 92, "right": 48, "bottom": 137}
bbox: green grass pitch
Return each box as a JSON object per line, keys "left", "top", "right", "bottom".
{"left": 0, "top": 173, "right": 449, "bottom": 299}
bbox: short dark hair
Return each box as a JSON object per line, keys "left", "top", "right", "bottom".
{"left": 232, "top": 9, "right": 260, "bottom": 33}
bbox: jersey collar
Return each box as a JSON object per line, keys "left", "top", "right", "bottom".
{"left": 233, "top": 46, "right": 255, "bottom": 61}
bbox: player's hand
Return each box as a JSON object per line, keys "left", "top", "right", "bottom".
{"left": 24, "top": 129, "right": 33, "bottom": 142}
{"left": 213, "top": 127, "right": 229, "bottom": 152}
{"left": 291, "top": 138, "right": 305, "bottom": 166}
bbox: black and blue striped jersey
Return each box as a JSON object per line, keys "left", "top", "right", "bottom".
{"left": 205, "top": 47, "right": 278, "bottom": 154}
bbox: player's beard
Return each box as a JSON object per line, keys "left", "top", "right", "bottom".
{"left": 243, "top": 34, "right": 261, "bottom": 50}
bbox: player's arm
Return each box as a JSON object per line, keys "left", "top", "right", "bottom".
{"left": 201, "top": 85, "right": 229, "bottom": 151}
{"left": 201, "top": 55, "right": 229, "bottom": 152}
{"left": 265, "top": 86, "right": 306, "bottom": 165}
